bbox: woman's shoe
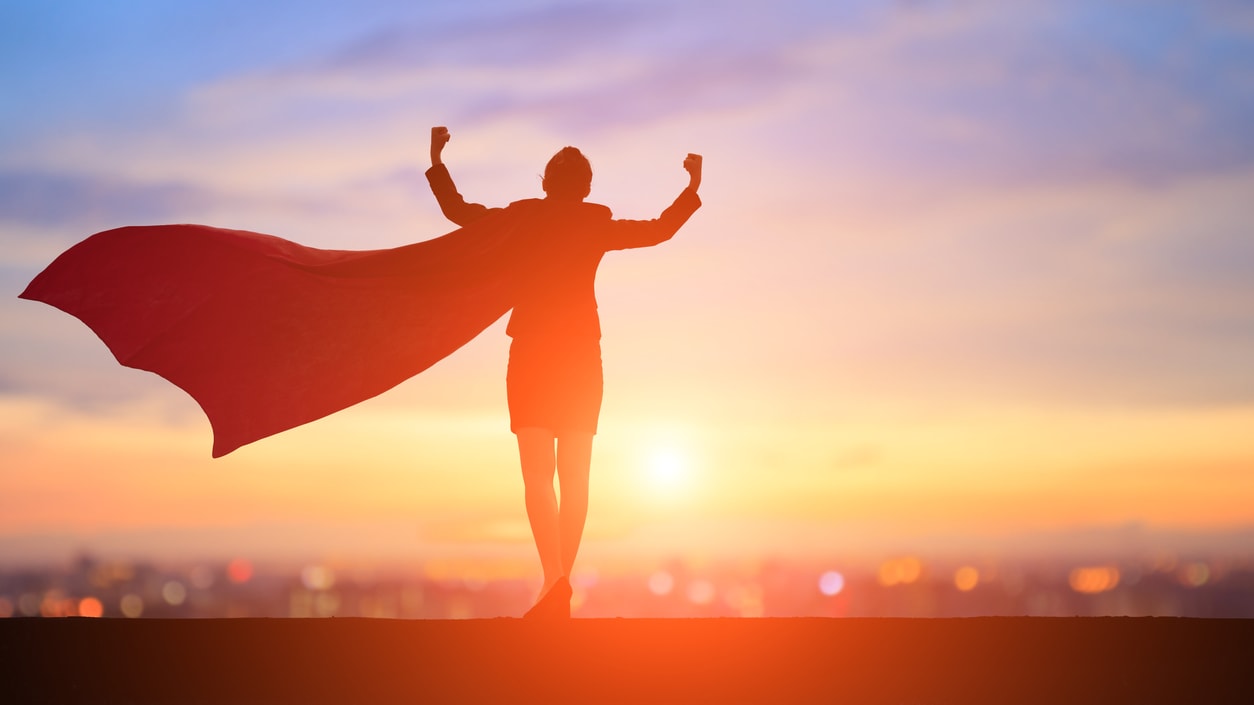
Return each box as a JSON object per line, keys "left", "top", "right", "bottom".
{"left": 523, "top": 576, "right": 572, "bottom": 619}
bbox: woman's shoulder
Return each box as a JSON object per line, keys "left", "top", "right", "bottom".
{"left": 507, "top": 198, "right": 612, "bottom": 219}
{"left": 581, "top": 202, "right": 613, "bottom": 219}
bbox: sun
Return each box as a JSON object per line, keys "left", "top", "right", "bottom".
{"left": 644, "top": 447, "right": 692, "bottom": 497}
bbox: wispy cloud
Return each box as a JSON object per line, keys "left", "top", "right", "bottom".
{"left": 773, "top": 0, "right": 1254, "bottom": 188}
{"left": 0, "top": 169, "right": 223, "bottom": 229}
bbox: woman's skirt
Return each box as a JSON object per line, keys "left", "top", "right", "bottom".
{"left": 506, "top": 336, "right": 603, "bottom": 436}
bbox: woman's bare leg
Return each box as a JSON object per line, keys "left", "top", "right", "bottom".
{"left": 556, "top": 432, "right": 593, "bottom": 578}
{"left": 516, "top": 427, "right": 563, "bottom": 595}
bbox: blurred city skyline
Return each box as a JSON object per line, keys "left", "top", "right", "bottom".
{"left": 3, "top": 545, "right": 1250, "bottom": 620}
{"left": 3, "top": 2, "right": 1254, "bottom": 570}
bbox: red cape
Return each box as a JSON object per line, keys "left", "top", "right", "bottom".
{"left": 20, "top": 212, "right": 533, "bottom": 457}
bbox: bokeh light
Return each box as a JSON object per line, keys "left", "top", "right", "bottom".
{"left": 647, "top": 570, "right": 674, "bottom": 596}
{"left": 953, "top": 566, "right": 980, "bottom": 592}
{"left": 301, "top": 565, "right": 335, "bottom": 591}
{"left": 162, "top": 580, "right": 187, "bottom": 606}
{"left": 818, "top": 570, "right": 845, "bottom": 596}
{"left": 40, "top": 590, "right": 70, "bottom": 617}
{"left": 120, "top": 593, "right": 144, "bottom": 617}
{"left": 1069, "top": 566, "right": 1121, "bottom": 594}
{"left": 685, "top": 579, "right": 715, "bottom": 605}
{"left": 878, "top": 557, "right": 923, "bottom": 587}
{"left": 189, "top": 565, "right": 215, "bottom": 590}
{"left": 77, "top": 596, "right": 104, "bottom": 618}
{"left": 227, "top": 558, "right": 253, "bottom": 584}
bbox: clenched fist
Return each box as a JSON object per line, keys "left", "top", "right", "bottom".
{"left": 430, "top": 126, "right": 451, "bottom": 166}
{"left": 683, "top": 153, "right": 703, "bottom": 192}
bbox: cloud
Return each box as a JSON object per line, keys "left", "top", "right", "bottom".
{"left": 0, "top": 163, "right": 447, "bottom": 258}
{"left": 779, "top": 0, "right": 1254, "bottom": 187}
{"left": 177, "top": 0, "right": 809, "bottom": 144}
{"left": 0, "top": 169, "right": 223, "bottom": 229}
{"left": 18, "top": 0, "right": 1251, "bottom": 200}
{"left": 326, "top": 1, "right": 655, "bottom": 71}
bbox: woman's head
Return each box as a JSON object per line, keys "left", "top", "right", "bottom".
{"left": 542, "top": 147, "right": 592, "bottom": 200}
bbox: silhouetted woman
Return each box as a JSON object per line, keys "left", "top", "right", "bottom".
{"left": 426, "top": 127, "right": 702, "bottom": 618}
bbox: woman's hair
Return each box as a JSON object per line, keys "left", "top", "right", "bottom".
{"left": 542, "top": 147, "right": 592, "bottom": 200}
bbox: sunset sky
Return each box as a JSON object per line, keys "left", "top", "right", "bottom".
{"left": 2, "top": 1, "right": 1253, "bottom": 570}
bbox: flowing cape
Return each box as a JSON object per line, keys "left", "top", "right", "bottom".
{"left": 19, "top": 212, "right": 531, "bottom": 457}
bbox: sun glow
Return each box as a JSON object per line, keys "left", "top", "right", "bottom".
{"left": 643, "top": 446, "right": 693, "bottom": 498}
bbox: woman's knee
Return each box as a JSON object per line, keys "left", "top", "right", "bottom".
{"left": 517, "top": 427, "right": 557, "bottom": 481}
{"left": 556, "top": 433, "right": 593, "bottom": 484}
{"left": 556, "top": 432, "right": 593, "bottom": 458}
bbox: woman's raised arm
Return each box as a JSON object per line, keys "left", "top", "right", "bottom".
{"left": 425, "top": 126, "right": 495, "bottom": 226}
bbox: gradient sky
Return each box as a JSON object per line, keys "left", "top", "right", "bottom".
{"left": 2, "top": 1, "right": 1253, "bottom": 568}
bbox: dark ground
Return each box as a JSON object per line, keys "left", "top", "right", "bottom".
{"left": 2, "top": 617, "right": 1251, "bottom": 704}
